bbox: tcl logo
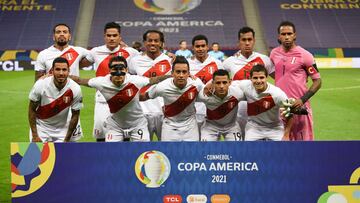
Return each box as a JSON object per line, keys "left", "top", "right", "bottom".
{"left": 163, "top": 194, "right": 183, "bottom": 203}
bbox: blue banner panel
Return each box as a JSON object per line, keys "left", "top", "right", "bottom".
{"left": 11, "top": 142, "right": 360, "bottom": 203}
{"left": 89, "top": 0, "right": 246, "bottom": 50}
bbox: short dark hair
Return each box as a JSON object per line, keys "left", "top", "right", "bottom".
{"left": 108, "top": 56, "right": 127, "bottom": 68}
{"left": 277, "top": 21, "right": 296, "bottom": 34}
{"left": 52, "top": 57, "right": 69, "bottom": 68}
{"left": 172, "top": 56, "right": 189, "bottom": 71}
{"left": 212, "top": 42, "right": 220, "bottom": 46}
{"left": 179, "top": 40, "right": 186, "bottom": 44}
{"left": 212, "top": 69, "right": 230, "bottom": 80}
{"left": 143, "top": 30, "right": 164, "bottom": 43}
{"left": 238, "top": 26, "right": 255, "bottom": 40}
{"left": 104, "top": 22, "right": 121, "bottom": 34}
{"left": 191, "top": 34, "right": 208, "bottom": 46}
{"left": 250, "top": 64, "right": 268, "bottom": 77}
{"left": 53, "top": 23, "right": 71, "bottom": 33}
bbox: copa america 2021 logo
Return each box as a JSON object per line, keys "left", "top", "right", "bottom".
{"left": 135, "top": 150, "right": 171, "bottom": 188}
{"left": 134, "top": 0, "right": 202, "bottom": 15}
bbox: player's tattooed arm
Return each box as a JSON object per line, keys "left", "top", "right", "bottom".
{"left": 28, "top": 100, "right": 42, "bottom": 142}
{"left": 34, "top": 71, "right": 46, "bottom": 82}
{"left": 149, "top": 75, "right": 172, "bottom": 85}
{"left": 64, "top": 110, "right": 80, "bottom": 142}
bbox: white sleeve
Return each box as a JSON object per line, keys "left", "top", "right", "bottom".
{"left": 85, "top": 49, "right": 96, "bottom": 63}
{"left": 28, "top": 80, "right": 43, "bottom": 101}
{"left": 222, "top": 57, "right": 231, "bottom": 72}
{"left": 197, "top": 88, "right": 209, "bottom": 102}
{"left": 263, "top": 55, "right": 275, "bottom": 75}
{"left": 147, "top": 84, "right": 160, "bottom": 99}
{"left": 88, "top": 77, "right": 104, "bottom": 90}
{"left": 215, "top": 59, "right": 224, "bottom": 70}
{"left": 71, "top": 85, "right": 83, "bottom": 111}
{"left": 34, "top": 52, "right": 47, "bottom": 72}
{"left": 133, "top": 75, "right": 150, "bottom": 87}
{"left": 128, "top": 58, "right": 137, "bottom": 75}
{"left": 275, "top": 87, "right": 288, "bottom": 106}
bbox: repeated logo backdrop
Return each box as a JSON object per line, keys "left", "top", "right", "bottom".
{"left": 11, "top": 142, "right": 360, "bottom": 203}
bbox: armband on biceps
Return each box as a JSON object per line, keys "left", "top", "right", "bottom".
{"left": 306, "top": 64, "right": 319, "bottom": 75}
{"left": 300, "top": 90, "right": 315, "bottom": 103}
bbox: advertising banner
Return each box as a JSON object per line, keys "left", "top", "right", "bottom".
{"left": 11, "top": 142, "right": 360, "bottom": 203}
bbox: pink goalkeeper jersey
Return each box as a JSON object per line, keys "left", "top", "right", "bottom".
{"left": 270, "top": 46, "right": 321, "bottom": 107}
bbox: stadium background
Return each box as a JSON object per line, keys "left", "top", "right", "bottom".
{"left": 1, "top": 0, "right": 360, "bottom": 201}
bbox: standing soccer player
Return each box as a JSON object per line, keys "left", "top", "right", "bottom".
{"left": 128, "top": 30, "right": 173, "bottom": 140}
{"left": 72, "top": 56, "right": 169, "bottom": 142}
{"left": 80, "top": 22, "right": 139, "bottom": 141}
{"left": 198, "top": 69, "right": 245, "bottom": 141}
{"left": 233, "top": 65, "right": 292, "bottom": 141}
{"left": 270, "top": 21, "right": 322, "bottom": 141}
{"left": 29, "top": 57, "right": 83, "bottom": 142}
{"left": 188, "top": 34, "right": 223, "bottom": 125}
{"left": 141, "top": 56, "right": 204, "bottom": 141}
{"left": 34, "top": 23, "right": 90, "bottom": 81}
{"left": 223, "top": 26, "right": 275, "bottom": 136}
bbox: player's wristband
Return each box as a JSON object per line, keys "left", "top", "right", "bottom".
{"left": 300, "top": 90, "right": 315, "bottom": 103}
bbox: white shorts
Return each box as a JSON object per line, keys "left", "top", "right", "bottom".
{"left": 144, "top": 112, "right": 163, "bottom": 140}
{"left": 244, "top": 122, "right": 284, "bottom": 141}
{"left": 29, "top": 121, "right": 82, "bottom": 142}
{"left": 161, "top": 117, "right": 199, "bottom": 141}
{"left": 201, "top": 122, "right": 242, "bottom": 141}
{"left": 103, "top": 116, "right": 150, "bottom": 142}
{"left": 93, "top": 102, "right": 111, "bottom": 139}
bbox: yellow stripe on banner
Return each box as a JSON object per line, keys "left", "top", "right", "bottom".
{"left": 0, "top": 50, "right": 26, "bottom": 61}
{"left": 30, "top": 50, "right": 39, "bottom": 60}
{"left": 334, "top": 48, "right": 344, "bottom": 58}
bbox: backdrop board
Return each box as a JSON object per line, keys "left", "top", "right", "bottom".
{"left": 11, "top": 142, "right": 360, "bottom": 203}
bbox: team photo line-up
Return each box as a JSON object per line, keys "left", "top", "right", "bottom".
{"left": 29, "top": 21, "right": 322, "bottom": 143}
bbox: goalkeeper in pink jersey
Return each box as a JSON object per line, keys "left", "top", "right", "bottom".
{"left": 270, "top": 21, "right": 322, "bottom": 141}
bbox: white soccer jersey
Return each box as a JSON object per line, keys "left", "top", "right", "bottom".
{"left": 223, "top": 51, "right": 274, "bottom": 80}
{"left": 148, "top": 77, "right": 204, "bottom": 127}
{"left": 128, "top": 53, "right": 172, "bottom": 114}
{"left": 29, "top": 77, "right": 83, "bottom": 140}
{"left": 35, "top": 45, "right": 90, "bottom": 77}
{"left": 188, "top": 55, "right": 223, "bottom": 84}
{"left": 233, "top": 80, "right": 287, "bottom": 128}
{"left": 88, "top": 74, "right": 149, "bottom": 129}
{"left": 198, "top": 85, "right": 245, "bottom": 129}
{"left": 86, "top": 45, "right": 139, "bottom": 103}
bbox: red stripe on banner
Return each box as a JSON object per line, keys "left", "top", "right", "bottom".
{"left": 36, "top": 89, "right": 74, "bottom": 119}
{"left": 107, "top": 83, "right": 139, "bottom": 113}
{"left": 195, "top": 61, "right": 218, "bottom": 84}
{"left": 96, "top": 49, "right": 130, "bottom": 77}
{"left": 207, "top": 96, "right": 239, "bottom": 120}
{"left": 61, "top": 48, "right": 79, "bottom": 67}
{"left": 142, "top": 59, "right": 171, "bottom": 78}
{"left": 233, "top": 57, "right": 264, "bottom": 80}
{"left": 164, "top": 86, "right": 198, "bottom": 117}
{"left": 247, "top": 95, "right": 275, "bottom": 116}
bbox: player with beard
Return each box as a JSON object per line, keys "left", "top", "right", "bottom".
{"left": 29, "top": 57, "right": 83, "bottom": 142}
{"left": 34, "top": 23, "right": 90, "bottom": 81}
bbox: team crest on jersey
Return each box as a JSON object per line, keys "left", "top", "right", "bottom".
{"left": 188, "top": 92, "right": 194, "bottom": 100}
{"left": 126, "top": 89, "right": 133, "bottom": 97}
{"left": 159, "top": 64, "right": 167, "bottom": 72}
{"left": 63, "top": 96, "right": 71, "bottom": 104}
{"left": 208, "top": 66, "right": 214, "bottom": 74}
{"left": 64, "top": 53, "right": 73, "bottom": 61}
{"left": 117, "top": 52, "right": 123, "bottom": 56}
{"left": 228, "top": 102, "right": 235, "bottom": 109}
{"left": 263, "top": 101, "right": 270, "bottom": 109}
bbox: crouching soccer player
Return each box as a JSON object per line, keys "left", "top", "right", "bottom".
{"left": 140, "top": 56, "right": 204, "bottom": 141}
{"left": 72, "top": 56, "right": 169, "bottom": 142}
{"left": 198, "top": 69, "right": 246, "bottom": 141}
{"left": 28, "top": 57, "right": 83, "bottom": 142}
{"left": 233, "top": 64, "right": 293, "bottom": 141}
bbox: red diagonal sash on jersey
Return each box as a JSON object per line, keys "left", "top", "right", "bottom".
{"left": 207, "top": 96, "right": 239, "bottom": 120}
{"left": 195, "top": 61, "right": 218, "bottom": 84}
{"left": 36, "top": 89, "right": 74, "bottom": 119}
{"left": 61, "top": 48, "right": 80, "bottom": 67}
{"left": 140, "top": 59, "right": 171, "bottom": 93}
{"left": 164, "top": 86, "right": 198, "bottom": 117}
{"left": 142, "top": 59, "right": 171, "bottom": 78}
{"left": 233, "top": 57, "right": 264, "bottom": 80}
{"left": 107, "top": 83, "right": 139, "bottom": 113}
{"left": 247, "top": 95, "right": 275, "bottom": 116}
{"left": 96, "top": 49, "right": 130, "bottom": 77}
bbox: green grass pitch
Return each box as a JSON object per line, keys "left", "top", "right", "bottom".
{"left": 0, "top": 69, "right": 360, "bottom": 201}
